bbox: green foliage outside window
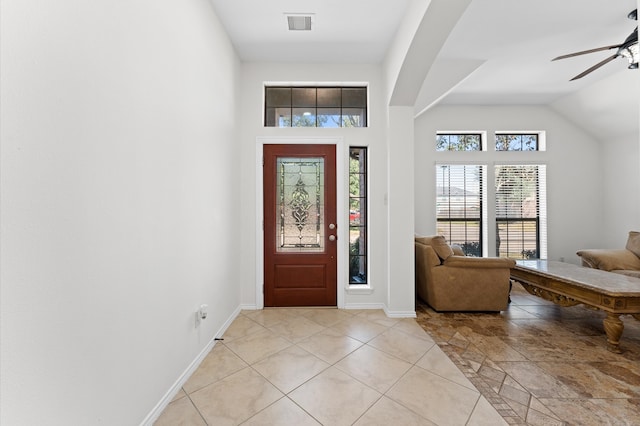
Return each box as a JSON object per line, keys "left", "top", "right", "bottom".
{"left": 436, "top": 134, "right": 481, "bottom": 151}
{"left": 495, "top": 134, "right": 538, "bottom": 151}
{"left": 349, "top": 147, "right": 367, "bottom": 284}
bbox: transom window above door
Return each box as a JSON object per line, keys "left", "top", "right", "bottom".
{"left": 264, "top": 86, "right": 367, "bottom": 128}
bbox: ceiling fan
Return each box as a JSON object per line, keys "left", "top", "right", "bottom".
{"left": 552, "top": 9, "right": 638, "bottom": 81}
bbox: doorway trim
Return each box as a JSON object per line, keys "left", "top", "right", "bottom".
{"left": 256, "top": 136, "right": 346, "bottom": 310}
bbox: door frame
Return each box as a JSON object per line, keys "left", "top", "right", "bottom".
{"left": 256, "top": 136, "right": 346, "bottom": 310}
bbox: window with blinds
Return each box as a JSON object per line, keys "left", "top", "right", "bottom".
{"left": 436, "top": 164, "right": 485, "bottom": 256}
{"left": 495, "top": 164, "right": 547, "bottom": 259}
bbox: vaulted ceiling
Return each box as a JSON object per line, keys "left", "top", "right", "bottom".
{"left": 210, "top": 0, "right": 639, "bottom": 140}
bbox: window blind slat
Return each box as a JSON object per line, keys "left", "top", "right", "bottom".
{"left": 495, "top": 165, "right": 546, "bottom": 259}
{"left": 436, "top": 164, "right": 484, "bottom": 256}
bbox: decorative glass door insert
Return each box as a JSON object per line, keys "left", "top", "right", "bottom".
{"left": 276, "top": 157, "right": 325, "bottom": 252}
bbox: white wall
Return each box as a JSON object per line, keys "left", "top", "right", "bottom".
{"left": 238, "top": 63, "right": 389, "bottom": 310}
{"left": 550, "top": 69, "right": 640, "bottom": 248}
{"left": 415, "top": 105, "right": 604, "bottom": 263}
{"left": 549, "top": 70, "right": 639, "bottom": 143}
{"left": 601, "top": 133, "right": 640, "bottom": 247}
{"left": 0, "top": 1, "right": 241, "bottom": 424}
{"left": 386, "top": 106, "right": 417, "bottom": 315}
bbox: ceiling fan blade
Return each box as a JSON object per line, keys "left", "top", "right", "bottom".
{"left": 552, "top": 44, "right": 621, "bottom": 61}
{"left": 569, "top": 54, "right": 619, "bottom": 80}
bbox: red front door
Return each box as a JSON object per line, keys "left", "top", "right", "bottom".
{"left": 263, "top": 144, "right": 337, "bottom": 307}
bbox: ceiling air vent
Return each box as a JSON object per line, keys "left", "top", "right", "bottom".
{"left": 286, "top": 15, "right": 312, "bottom": 31}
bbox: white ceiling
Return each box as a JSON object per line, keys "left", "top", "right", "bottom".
{"left": 432, "top": 0, "right": 638, "bottom": 105}
{"left": 208, "top": 0, "right": 412, "bottom": 63}
{"left": 209, "top": 0, "right": 639, "bottom": 134}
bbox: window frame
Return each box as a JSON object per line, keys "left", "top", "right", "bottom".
{"left": 494, "top": 164, "right": 547, "bottom": 259}
{"left": 435, "top": 163, "right": 486, "bottom": 257}
{"left": 348, "top": 146, "right": 368, "bottom": 285}
{"left": 436, "top": 132, "right": 483, "bottom": 151}
{"left": 264, "top": 86, "right": 368, "bottom": 128}
{"left": 433, "top": 129, "right": 548, "bottom": 259}
{"left": 495, "top": 133, "right": 544, "bottom": 151}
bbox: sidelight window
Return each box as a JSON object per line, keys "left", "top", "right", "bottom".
{"left": 349, "top": 147, "right": 368, "bottom": 284}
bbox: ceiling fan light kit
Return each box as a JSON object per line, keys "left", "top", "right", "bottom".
{"left": 553, "top": 9, "right": 638, "bottom": 80}
{"left": 618, "top": 29, "right": 639, "bottom": 69}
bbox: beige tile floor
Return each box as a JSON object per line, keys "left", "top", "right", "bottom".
{"left": 155, "top": 282, "right": 640, "bottom": 425}
{"left": 155, "top": 307, "right": 507, "bottom": 425}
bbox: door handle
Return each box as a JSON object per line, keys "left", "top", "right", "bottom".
{"left": 329, "top": 235, "right": 336, "bottom": 241}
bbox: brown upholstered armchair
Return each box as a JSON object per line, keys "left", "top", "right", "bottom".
{"left": 415, "top": 235, "right": 516, "bottom": 312}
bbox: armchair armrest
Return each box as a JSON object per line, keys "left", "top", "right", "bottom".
{"left": 576, "top": 249, "right": 640, "bottom": 271}
{"left": 442, "top": 255, "right": 516, "bottom": 269}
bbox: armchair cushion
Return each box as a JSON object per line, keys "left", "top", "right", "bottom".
{"left": 576, "top": 248, "right": 640, "bottom": 271}
{"left": 415, "top": 235, "right": 453, "bottom": 260}
{"left": 451, "top": 244, "right": 465, "bottom": 256}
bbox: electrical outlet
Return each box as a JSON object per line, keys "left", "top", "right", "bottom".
{"left": 199, "top": 304, "right": 208, "bottom": 320}
{"left": 194, "top": 304, "right": 208, "bottom": 328}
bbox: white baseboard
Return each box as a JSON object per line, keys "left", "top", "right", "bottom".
{"left": 240, "top": 303, "right": 259, "bottom": 310}
{"left": 140, "top": 305, "right": 242, "bottom": 426}
{"left": 343, "top": 302, "right": 386, "bottom": 310}
{"left": 384, "top": 307, "right": 417, "bottom": 318}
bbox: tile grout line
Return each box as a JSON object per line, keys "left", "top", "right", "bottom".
{"left": 184, "top": 389, "right": 210, "bottom": 426}
{"left": 438, "top": 343, "right": 528, "bottom": 425}
{"left": 268, "top": 314, "right": 445, "bottom": 425}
